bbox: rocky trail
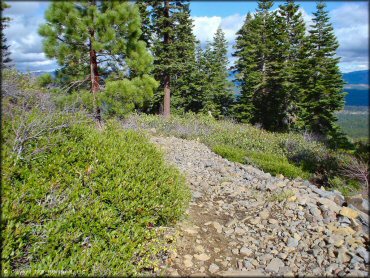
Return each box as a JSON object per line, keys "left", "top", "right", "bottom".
{"left": 151, "top": 136, "right": 369, "bottom": 277}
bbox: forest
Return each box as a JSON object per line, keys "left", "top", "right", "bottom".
{"left": 1, "top": 0, "right": 369, "bottom": 275}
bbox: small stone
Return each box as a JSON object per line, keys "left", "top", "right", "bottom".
{"left": 195, "top": 245, "right": 204, "bottom": 253}
{"left": 266, "top": 258, "right": 285, "bottom": 273}
{"left": 235, "top": 227, "right": 244, "bottom": 235}
{"left": 293, "top": 233, "right": 301, "bottom": 241}
{"left": 184, "top": 228, "right": 198, "bottom": 235}
{"left": 194, "top": 253, "right": 210, "bottom": 261}
{"left": 219, "top": 270, "right": 265, "bottom": 277}
{"left": 287, "top": 195, "right": 297, "bottom": 202}
{"left": 266, "top": 184, "right": 278, "bottom": 191}
{"left": 213, "top": 222, "right": 223, "bottom": 233}
{"left": 259, "top": 209, "right": 270, "bottom": 220}
{"left": 268, "top": 219, "right": 278, "bottom": 225}
{"left": 277, "top": 181, "right": 286, "bottom": 188}
{"left": 225, "top": 218, "right": 237, "bottom": 227}
{"left": 356, "top": 246, "right": 369, "bottom": 264}
{"left": 287, "top": 237, "right": 299, "bottom": 248}
{"left": 184, "top": 259, "right": 193, "bottom": 268}
{"left": 209, "top": 263, "right": 219, "bottom": 273}
{"left": 337, "top": 249, "right": 351, "bottom": 264}
{"left": 339, "top": 207, "right": 359, "bottom": 219}
{"left": 232, "top": 248, "right": 239, "bottom": 255}
{"left": 184, "top": 254, "right": 193, "bottom": 260}
{"left": 240, "top": 247, "right": 253, "bottom": 256}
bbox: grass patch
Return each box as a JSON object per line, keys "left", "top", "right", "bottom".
{"left": 243, "top": 151, "right": 310, "bottom": 179}
{"left": 124, "top": 113, "right": 365, "bottom": 196}
{"left": 212, "top": 145, "right": 246, "bottom": 164}
{"left": 2, "top": 119, "right": 190, "bottom": 275}
{"left": 269, "top": 190, "right": 295, "bottom": 202}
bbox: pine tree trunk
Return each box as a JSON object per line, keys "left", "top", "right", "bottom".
{"left": 163, "top": 0, "right": 171, "bottom": 118}
{"left": 88, "top": 0, "right": 101, "bottom": 122}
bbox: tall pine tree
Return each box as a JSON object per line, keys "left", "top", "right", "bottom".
{"left": 233, "top": 0, "right": 288, "bottom": 130}
{"left": 298, "top": 1, "right": 345, "bottom": 142}
{"left": 1, "top": 1, "right": 12, "bottom": 67}
{"left": 39, "top": 1, "right": 157, "bottom": 120}
{"left": 204, "top": 27, "right": 234, "bottom": 117}
{"left": 147, "top": 1, "right": 199, "bottom": 116}
{"left": 277, "top": 0, "right": 308, "bottom": 129}
{"left": 232, "top": 13, "right": 259, "bottom": 122}
{"left": 170, "top": 3, "right": 200, "bottom": 114}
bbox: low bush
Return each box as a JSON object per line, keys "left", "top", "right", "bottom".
{"left": 125, "top": 113, "right": 364, "bottom": 194}
{"left": 2, "top": 119, "right": 190, "bottom": 275}
{"left": 2, "top": 69, "right": 190, "bottom": 275}
{"left": 212, "top": 145, "right": 246, "bottom": 164}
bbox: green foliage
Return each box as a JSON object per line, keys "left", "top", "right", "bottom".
{"left": 269, "top": 189, "right": 295, "bottom": 202}
{"left": 1, "top": 1, "right": 12, "bottom": 67}
{"left": 2, "top": 70, "right": 189, "bottom": 275}
{"left": 148, "top": 1, "right": 201, "bottom": 114}
{"left": 37, "top": 73, "right": 53, "bottom": 88}
{"left": 53, "top": 89, "right": 95, "bottom": 113}
{"left": 329, "top": 177, "right": 361, "bottom": 197}
{"left": 212, "top": 145, "right": 246, "bottom": 164}
{"left": 232, "top": 0, "right": 296, "bottom": 131}
{"left": 2, "top": 120, "right": 189, "bottom": 275}
{"left": 244, "top": 151, "right": 309, "bottom": 179}
{"left": 297, "top": 1, "right": 345, "bottom": 140}
{"left": 201, "top": 28, "right": 235, "bottom": 117}
{"left": 39, "top": 1, "right": 157, "bottom": 114}
{"left": 336, "top": 109, "right": 369, "bottom": 140}
{"left": 101, "top": 75, "right": 158, "bottom": 118}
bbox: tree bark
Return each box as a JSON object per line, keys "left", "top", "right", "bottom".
{"left": 88, "top": 0, "right": 101, "bottom": 122}
{"left": 162, "top": 0, "right": 171, "bottom": 118}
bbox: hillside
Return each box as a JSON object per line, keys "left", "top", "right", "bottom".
{"left": 343, "top": 70, "right": 369, "bottom": 85}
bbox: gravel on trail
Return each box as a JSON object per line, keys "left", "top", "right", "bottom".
{"left": 151, "top": 136, "right": 369, "bottom": 277}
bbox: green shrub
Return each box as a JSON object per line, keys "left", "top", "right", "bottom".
{"left": 244, "top": 151, "right": 310, "bottom": 179}
{"left": 212, "top": 145, "right": 245, "bottom": 164}
{"left": 53, "top": 89, "right": 95, "bottom": 113}
{"left": 328, "top": 176, "right": 361, "bottom": 197}
{"left": 37, "top": 73, "right": 53, "bottom": 87}
{"left": 2, "top": 119, "right": 190, "bottom": 275}
{"left": 269, "top": 189, "right": 295, "bottom": 202}
{"left": 100, "top": 76, "right": 158, "bottom": 118}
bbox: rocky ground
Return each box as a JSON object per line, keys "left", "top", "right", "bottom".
{"left": 150, "top": 135, "right": 369, "bottom": 277}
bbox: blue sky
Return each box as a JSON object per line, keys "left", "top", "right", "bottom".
{"left": 3, "top": 1, "right": 369, "bottom": 73}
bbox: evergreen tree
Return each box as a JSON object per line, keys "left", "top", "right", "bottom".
{"left": 233, "top": 0, "right": 288, "bottom": 130}
{"left": 253, "top": 0, "right": 291, "bottom": 131}
{"left": 39, "top": 1, "right": 157, "bottom": 120}
{"left": 170, "top": 3, "right": 200, "bottom": 114}
{"left": 1, "top": 1, "right": 12, "bottom": 67}
{"left": 277, "top": 0, "right": 308, "bottom": 129}
{"left": 148, "top": 1, "right": 199, "bottom": 116}
{"left": 232, "top": 13, "right": 259, "bottom": 122}
{"left": 136, "top": 0, "right": 152, "bottom": 48}
{"left": 205, "top": 27, "right": 234, "bottom": 117}
{"left": 298, "top": 1, "right": 345, "bottom": 141}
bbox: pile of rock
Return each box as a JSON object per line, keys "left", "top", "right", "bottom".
{"left": 151, "top": 136, "right": 369, "bottom": 277}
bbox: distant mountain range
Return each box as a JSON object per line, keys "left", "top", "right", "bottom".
{"left": 229, "top": 70, "right": 369, "bottom": 106}
{"left": 343, "top": 70, "right": 369, "bottom": 85}
{"left": 342, "top": 70, "right": 369, "bottom": 106}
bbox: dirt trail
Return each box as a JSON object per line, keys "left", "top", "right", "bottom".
{"left": 151, "top": 136, "right": 369, "bottom": 277}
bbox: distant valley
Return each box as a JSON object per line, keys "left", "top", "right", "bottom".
{"left": 229, "top": 69, "right": 369, "bottom": 107}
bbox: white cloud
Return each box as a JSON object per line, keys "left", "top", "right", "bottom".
{"left": 3, "top": 2, "right": 56, "bottom": 72}
{"left": 192, "top": 13, "right": 246, "bottom": 66}
{"left": 192, "top": 4, "right": 368, "bottom": 73}
{"left": 329, "top": 3, "right": 369, "bottom": 72}
{"left": 3, "top": 2, "right": 368, "bottom": 73}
